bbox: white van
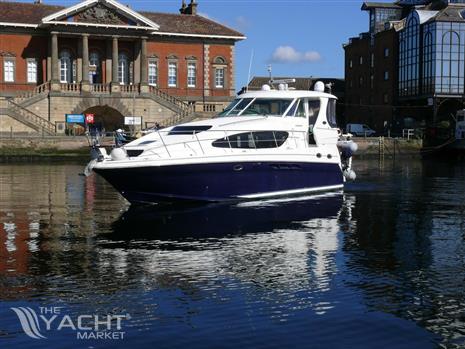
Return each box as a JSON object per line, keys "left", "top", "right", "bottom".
{"left": 346, "top": 123, "right": 376, "bottom": 137}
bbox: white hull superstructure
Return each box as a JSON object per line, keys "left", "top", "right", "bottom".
{"left": 90, "top": 82, "right": 357, "bottom": 203}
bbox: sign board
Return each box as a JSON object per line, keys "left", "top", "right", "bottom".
{"left": 85, "top": 114, "right": 95, "bottom": 124}
{"left": 124, "top": 116, "right": 142, "bottom": 126}
{"left": 55, "top": 121, "right": 66, "bottom": 134}
{"left": 66, "top": 114, "right": 85, "bottom": 123}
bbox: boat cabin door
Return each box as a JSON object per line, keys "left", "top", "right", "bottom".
{"left": 286, "top": 98, "right": 319, "bottom": 145}
{"left": 312, "top": 97, "right": 340, "bottom": 146}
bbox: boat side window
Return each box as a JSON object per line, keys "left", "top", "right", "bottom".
{"left": 285, "top": 99, "right": 299, "bottom": 117}
{"left": 217, "top": 99, "right": 242, "bottom": 117}
{"left": 241, "top": 99, "right": 292, "bottom": 116}
{"left": 326, "top": 98, "right": 338, "bottom": 127}
{"left": 212, "top": 131, "right": 289, "bottom": 149}
{"left": 295, "top": 99, "right": 306, "bottom": 118}
{"left": 222, "top": 98, "right": 253, "bottom": 116}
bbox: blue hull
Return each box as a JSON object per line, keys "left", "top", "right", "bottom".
{"left": 94, "top": 161, "right": 344, "bottom": 203}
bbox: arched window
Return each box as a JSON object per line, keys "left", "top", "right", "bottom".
{"left": 213, "top": 56, "right": 226, "bottom": 64}
{"left": 422, "top": 31, "right": 433, "bottom": 94}
{"left": 89, "top": 51, "right": 101, "bottom": 84}
{"left": 118, "top": 53, "right": 129, "bottom": 85}
{"left": 59, "top": 49, "right": 73, "bottom": 83}
{"left": 212, "top": 56, "right": 227, "bottom": 89}
{"left": 440, "top": 31, "right": 461, "bottom": 94}
{"left": 398, "top": 15, "right": 419, "bottom": 96}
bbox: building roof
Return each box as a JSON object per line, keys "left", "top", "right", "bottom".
{"left": 0, "top": 2, "right": 63, "bottom": 24}
{"left": 434, "top": 4, "right": 465, "bottom": 22}
{"left": 416, "top": 9, "right": 439, "bottom": 23}
{"left": 395, "top": 0, "right": 429, "bottom": 6}
{"left": 0, "top": 1, "right": 245, "bottom": 39}
{"left": 140, "top": 11, "right": 244, "bottom": 38}
{"left": 361, "top": 2, "right": 403, "bottom": 11}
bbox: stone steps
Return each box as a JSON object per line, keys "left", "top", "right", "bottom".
{"left": 5, "top": 101, "right": 55, "bottom": 135}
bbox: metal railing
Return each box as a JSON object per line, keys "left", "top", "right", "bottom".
{"left": 402, "top": 129, "right": 414, "bottom": 140}
{"left": 131, "top": 129, "right": 312, "bottom": 159}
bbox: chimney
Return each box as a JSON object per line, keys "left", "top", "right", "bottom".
{"left": 180, "top": 0, "right": 198, "bottom": 15}
{"left": 179, "top": 0, "right": 187, "bottom": 14}
{"left": 189, "top": 0, "right": 198, "bottom": 15}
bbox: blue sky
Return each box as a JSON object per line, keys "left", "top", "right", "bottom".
{"left": 35, "top": 0, "right": 373, "bottom": 89}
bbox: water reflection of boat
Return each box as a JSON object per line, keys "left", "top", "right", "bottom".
{"left": 99, "top": 193, "right": 347, "bottom": 299}
{"left": 108, "top": 193, "right": 344, "bottom": 240}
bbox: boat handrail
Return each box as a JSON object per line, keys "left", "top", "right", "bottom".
{"left": 131, "top": 129, "right": 321, "bottom": 158}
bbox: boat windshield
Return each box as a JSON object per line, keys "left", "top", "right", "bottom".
{"left": 217, "top": 98, "right": 293, "bottom": 117}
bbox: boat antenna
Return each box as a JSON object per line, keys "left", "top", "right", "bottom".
{"left": 246, "top": 49, "right": 254, "bottom": 92}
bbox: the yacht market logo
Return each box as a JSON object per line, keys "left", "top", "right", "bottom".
{"left": 11, "top": 306, "right": 129, "bottom": 340}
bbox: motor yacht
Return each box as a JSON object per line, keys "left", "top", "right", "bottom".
{"left": 88, "top": 81, "right": 357, "bottom": 203}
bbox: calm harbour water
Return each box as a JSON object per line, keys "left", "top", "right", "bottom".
{"left": 0, "top": 158, "right": 464, "bottom": 348}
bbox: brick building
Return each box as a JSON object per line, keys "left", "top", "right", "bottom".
{"left": 344, "top": 0, "right": 465, "bottom": 133}
{"left": 0, "top": 0, "right": 245, "bottom": 134}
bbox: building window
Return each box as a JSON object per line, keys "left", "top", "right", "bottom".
{"left": 359, "top": 76, "right": 363, "bottom": 87}
{"left": 60, "top": 50, "right": 72, "bottom": 83}
{"left": 439, "top": 29, "right": 462, "bottom": 94}
{"left": 371, "top": 53, "right": 374, "bottom": 68}
{"left": 215, "top": 68, "right": 225, "bottom": 88}
{"left": 349, "top": 59, "right": 353, "bottom": 68}
{"left": 187, "top": 62, "right": 196, "bottom": 88}
{"left": 359, "top": 56, "right": 363, "bottom": 65}
{"left": 89, "top": 51, "right": 101, "bottom": 84}
{"left": 383, "top": 93, "right": 389, "bottom": 104}
{"left": 384, "top": 71, "right": 389, "bottom": 80}
{"left": 398, "top": 15, "right": 420, "bottom": 96}
{"left": 148, "top": 60, "right": 158, "bottom": 86}
{"left": 4, "top": 59, "right": 15, "bottom": 82}
{"left": 384, "top": 48, "right": 389, "bottom": 57}
{"left": 422, "top": 29, "right": 434, "bottom": 94}
{"left": 168, "top": 62, "right": 177, "bottom": 87}
{"left": 118, "top": 53, "right": 129, "bottom": 85}
{"left": 27, "top": 59, "right": 37, "bottom": 83}
{"left": 370, "top": 74, "right": 374, "bottom": 89}
{"left": 371, "top": 8, "right": 402, "bottom": 34}
{"left": 212, "top": 56, "right": 227, "bottom": 89}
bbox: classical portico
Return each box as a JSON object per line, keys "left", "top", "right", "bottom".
{"left": 46, "top": 0, "right": 156, "bottom": 93}
{"left": 0, "top": 0, "right": 245, "bottom": 134}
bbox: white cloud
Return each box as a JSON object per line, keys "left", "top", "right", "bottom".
{"left": 271, "top": 46, "right": 322, "bottom": 64}
{"left": 234, "top": 16, "right": 250, "bottom": 31}
{"left": 303, "top": 51, "right": 322, "bottom": 61}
